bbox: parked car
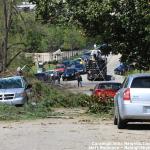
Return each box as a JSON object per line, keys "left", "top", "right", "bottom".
{"left": 114, "top": 73, "right": 150, "bottom": 129}
{"left": 45, "top": 70, "right": 60, "bottom": 82}
{"left": 62, "top": 68, "right": 78, "bottom": 81}
{"left": 62, "top": 60, "right": 71, "bottom": 67}
{"left": 70, "top": 60, "right": 81, "bottom": 66}
{"left": 73, "top": 64, "right": 86, "bottom": 74}
{"left": 114, "top": 63, "right": 134, "bottom": 75}
{"left": 0, "top": 76, "right": 32, "bottom": 106}
{"left": 92, "top": 81, "right": 121, "bottom": 98}
{"left": 55, "top": 64, "right": 65, "bottom": 75}
{"left": 34, "top": 72, "right": 47, "bottom": 81}
{"left": 74, "top": 58, "right": 85, "bottom": 64}
{"left": 114, "top": 63, "right": 128, "bottom": 75}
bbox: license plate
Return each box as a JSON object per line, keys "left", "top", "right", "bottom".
{"left": 143, "top": 106, "right": 150, "bottom": 113}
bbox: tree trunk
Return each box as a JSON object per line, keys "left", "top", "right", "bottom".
{"left": 0, "top": 46, "right": 3, "bottom": 72}
{"left": 3, "top": 0, "right": 9, "bottom": 71}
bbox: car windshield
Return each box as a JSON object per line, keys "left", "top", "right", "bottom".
{"left": 75, "top": 64, "right": 83, "bottom": 68}
{"left": 65, "top": 69, "right": 74, "bottom": 73}
{"left": 0, "top": 78, "right": 23, "bottom": 89}
{"left": 98, "top": 83, "right": 121, "bottom": 90}
{"left": 131, "top": 77, "right": 150, "bottom": 88}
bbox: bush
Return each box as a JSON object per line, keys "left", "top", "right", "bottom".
{"left": 87, "top": 95, "right": 114, "bottom": 114}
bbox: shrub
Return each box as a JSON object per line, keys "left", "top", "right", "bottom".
{"left": 28, "top": 79, "right": 90, "bottom": 108}
{"left": 87, "top": 95, "right": 114, "bottom": 114}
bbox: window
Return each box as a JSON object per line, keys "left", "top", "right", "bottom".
{"left": 0, "top": 78, "right": 23, "bottom": 89}
{"left": 131, "top": 77, "right": 150, "bottom": 88}
{"left": 98, "top": 83, "right": 121, "bottom": 90}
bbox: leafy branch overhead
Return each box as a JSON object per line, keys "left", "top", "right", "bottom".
{"left": 31, "top": 0, "right": 150, "bottom": 70}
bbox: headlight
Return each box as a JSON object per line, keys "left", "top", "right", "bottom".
{"left": 15, "top": 92, "right": 26, "bottom": 98}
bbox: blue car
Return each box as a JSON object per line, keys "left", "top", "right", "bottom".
{"left": 34, "top": 72, "right": 47, "bottom": 81}
{"left": 62, "top": 60, "right": 71, "bottom": 67}
{"left": 114, "top": 63, "right": 129, "bottom": 75}
{"left": 62, "top": 68, "right": 78, "bottom": 81}
{"left": 73, "top": 64, "right": 86, "bottom": 74}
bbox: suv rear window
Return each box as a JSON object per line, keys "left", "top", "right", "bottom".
{"left": 131, "top": 77, "right": 150, "bottom": 88}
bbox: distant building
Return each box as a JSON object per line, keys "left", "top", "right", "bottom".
{"left": 17, "top": 2, "right": 36, "bottom": 11}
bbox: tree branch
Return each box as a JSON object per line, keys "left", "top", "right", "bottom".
{"left": 7, "top": 42, "right": 27, "bottom": 50}
{"left": 6, "top": 50, "right": 22, "bottom": 68}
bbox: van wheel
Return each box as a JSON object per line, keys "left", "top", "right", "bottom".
{"left": 15, "top": 104, "right": 24, "bottom": 107}
{"left": 117, "top": 113, "right": 126, "bottom": 129}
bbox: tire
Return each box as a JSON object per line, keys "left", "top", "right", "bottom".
{"left": 114, "top": 115, "right": 117, "bottom": 125}
{"left": 117, "top": 113, "right": 127, "bottom": 129}
{"left": 15, "top": 104, "right": 24, "bottom": 107}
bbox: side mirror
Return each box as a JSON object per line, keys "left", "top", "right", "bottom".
{"left": 89, "top": 89, "right": 94, "bottom": 92}
{"left": 27, "top": 84, "right": 32, "bottom": 89}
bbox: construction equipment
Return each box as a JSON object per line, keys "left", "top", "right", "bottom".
{"left": 86, "top": 50, "right": 107, "bottom": 81}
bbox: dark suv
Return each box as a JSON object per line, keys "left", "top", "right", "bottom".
{"left": 62, "top": 68, "right": 78, "bottom": 81}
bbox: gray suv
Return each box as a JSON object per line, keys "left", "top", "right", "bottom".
{"left": 0, "top": 76, "right": 31, "bottom": 106}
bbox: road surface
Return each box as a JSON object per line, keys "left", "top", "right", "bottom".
{"left": 1, "top": 111, "right": 150, "bottom": 150}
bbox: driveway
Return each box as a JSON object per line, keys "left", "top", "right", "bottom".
{"left": 1, "top": 113, "right": 150, "bottom": 150}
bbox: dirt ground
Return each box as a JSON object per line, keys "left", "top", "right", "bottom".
{"left": 1, "top": 108, "right": 150, "bottom": 150}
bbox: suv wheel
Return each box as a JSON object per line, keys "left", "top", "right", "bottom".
{"left": 117, "top": 113, "right": 126, "bottom": 129}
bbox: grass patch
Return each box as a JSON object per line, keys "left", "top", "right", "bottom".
{"left": 0, "top": 103, "right": 52, "bottom": 121}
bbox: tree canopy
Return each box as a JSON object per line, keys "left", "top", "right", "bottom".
{"left": 31, "top": 0, "right": 150, "bottom": 70}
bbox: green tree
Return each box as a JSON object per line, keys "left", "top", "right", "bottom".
{"left": 29, "top": 0, "right": 66, "bottom": 23}
{"left": 63, "top": 27, "right": 86, "bottom": 50}
{"left": 66, "top": 0, "right": 150, "bottom": 69}
{"left": 0, "top": 0, "right": 38, "bottom": 71}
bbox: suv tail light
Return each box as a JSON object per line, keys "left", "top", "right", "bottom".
{"left": 123, "top": 88, "right": 130, "bottom": 101}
